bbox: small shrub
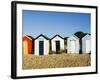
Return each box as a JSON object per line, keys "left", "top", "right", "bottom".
{"left": 56, "top": 49, "right": 66, "bottom": 54}
{"left": 89, "top": 52, "right": 91, "bottom": 55}
{"left": 49, "top": 51, "right": 56, "bottom": 55}
{"left": 58, "top": 50, "right": 66, "bottom": 53}
{"left": 49, "top": 50, "right": 66, "bottom": 54}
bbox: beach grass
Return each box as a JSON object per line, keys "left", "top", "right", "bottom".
{"left": 22, "top": 53, "right": 91, "bottom": 69}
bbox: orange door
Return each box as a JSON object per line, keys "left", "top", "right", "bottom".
{"left": 23, "top": 41, "right": 28, "bottom": 54}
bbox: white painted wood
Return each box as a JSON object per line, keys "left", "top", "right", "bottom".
{"left": 34, "top": 36, "right": 49, "bottom": 55}
{"left": 51, "top": 35, "right": 64, "bottom": 52}
{"left": 67, "top": 35, "right": 79, "bottom": 53}
{"left": 70, "top": 40, "right": 76, "bottom": 53}
{"left": 82, "top": 34, "right": 91, "bottom": 53}
{"left": 86, "top": 40, "right": 91, "bottom": 53}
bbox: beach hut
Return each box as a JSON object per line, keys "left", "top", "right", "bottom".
{"left": 67, "top": 35, "right": 80, "bottom": 53}
{"left": 51, "top": 35, "right": 64, "bottom": 53}
{"left": 23, "top": 35, "right": 34, "bottom": 54}
{"left": 34, "top": 34, "right": 50, "bottom": 55}
{"left": 82, "top": 34, "right": 91, "bottom": 53}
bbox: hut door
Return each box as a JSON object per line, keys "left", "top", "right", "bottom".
{"left": 56, "top": 41, "right": 60, "bottom": 53}
{"left": 70, "top": 40, "right": 76, "bottom": 53}
{"left": 23, "top": 41, "right": 28, "bottom": 54}
{"left": 86, "top": 40, "right": 91, "bottom": 53}
{"left": 39, "top": 41, "right": 44, "bottom": 55}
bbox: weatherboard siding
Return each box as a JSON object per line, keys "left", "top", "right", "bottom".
{"left": 34, "top": 36, "right": 49, "bottom": 55}
{"left": 51, "top": 36, "right": 64, "bottom": 52}
{"left": 23, "top": 35, "right": 33, "bottom": 54}
{"left": 82, "top": 34, "right": 91, "bottom": 53}
{"left": 67, "top": 35, "right": 80, "bottom": 53}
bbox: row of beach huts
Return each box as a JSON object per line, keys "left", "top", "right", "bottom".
{"left": 23, "top": 34, "right": 91, "bottom": 55}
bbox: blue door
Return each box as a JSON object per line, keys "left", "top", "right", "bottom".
{"left": 39, "top": 41, "right": 44, "bottom": 55}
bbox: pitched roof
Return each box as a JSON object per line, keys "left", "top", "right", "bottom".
{"left": 84, "top": 33, "right": 91, "bottom": 35}
{"left": 23, "top": 35, "right": 34, "bottom": 40}
{"left": 35, "top": 34, "right": 49, "bottom": 40}
{"left": 27, "top": 35, "right": 34, "bottom": 39}
{"left": 82, "top": 33, "right": 91, "bottom": 39}
{"left": 81, "top": 33, "right": 91, "bottom": 38}
{"left": 68, "top": 35, "right": 79, "bottom": 39}
{"left": 51, "top": 34, "right": 64, "bottom": 40}
{"left": 64, "top": 37, "right": 69, "bottom": 40}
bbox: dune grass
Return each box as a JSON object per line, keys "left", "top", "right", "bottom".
{"left": 22, "top": 53, "right": 91, "bottom": 69}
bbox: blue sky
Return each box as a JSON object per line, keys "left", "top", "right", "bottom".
{"left": 22, "top": 10, "right": 90, "bottom": 38}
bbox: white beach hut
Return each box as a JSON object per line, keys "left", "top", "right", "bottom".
{"left": 82, "top": 34, "right": 91, "bottom": 53}
{"left": 51, "top": 35, "right": 64, "bottom": 53}
{"left": 67, "top": 35, "right": 80, "bottom": 53}
{"left": 34, "top": 34, "right": 50, "bottom": 55}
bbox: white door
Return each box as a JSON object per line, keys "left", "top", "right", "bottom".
{"left": 86, "top": 40, "right": 91, "bottom": 53}
{"left": 70, "top": 40, "right": 76, "bottom": 53}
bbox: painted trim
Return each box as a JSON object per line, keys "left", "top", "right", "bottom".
{"left": 35, "top": 34, "right": 49, "bottom": 40}
{"left": 23, "top": 35, "right": 33, "bottom": 40}
{"left": 51, "top": 34, "right": 64, "bottom": 40}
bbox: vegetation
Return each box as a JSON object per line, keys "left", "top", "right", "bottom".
{"left": 57, "top": 50, "right": 66, "bottom": 54}
{"left": 49, "top": 50, "right": 66, "bottom": 54}
{"left": 23, "top": 53, "right": 91, "bottom": 69}
{"left": 49, "top": 51, "right": 56, "bottom": 54}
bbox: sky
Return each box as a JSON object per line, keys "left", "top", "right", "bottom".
{"left": 22, "top": 10, "right": 90, "bottom": 38}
